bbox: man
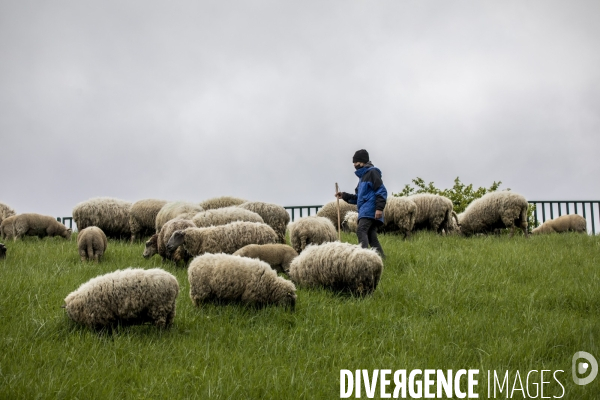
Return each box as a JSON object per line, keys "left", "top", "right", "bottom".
{"left": 336, "top": 149, "right": 387, "bottom": 258}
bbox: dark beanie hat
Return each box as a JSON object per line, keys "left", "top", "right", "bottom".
{"left": 352, "top": 149, "right": 369, "bottom": 163}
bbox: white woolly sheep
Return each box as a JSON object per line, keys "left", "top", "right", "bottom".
{"left": 155, "top": 201, "right": 203, "bottom": 232}
{"left": 77, "top": 226, "right": 108, "bottom": 262}
{"left": 188, "top": 253, "right": 296, "bottom": 309}
{"left": 192, "top": 207, "right": 263, "bottom": 228}
{"left": 13, "top": 213, "right": 72, "bottom": 241}
{"left": 408, "top": 193, "right": 458, "bottom": 234}
{"left": 0, "top": 243, "right": 6, "bottom": 259}
{"left": 341, "top": 211, "right": 358, "bottom": 233}
{"left": 0, "top": 202, "right": 16, "bottom": 226}
{"left": 288, "top": 216, "right": 338, "bottom": 253}
{"left": 341, "top": 197, "right": 417, "bottom": 239}
{"left": 0, "top": 215, "right": 17, "bottom": 240}
{"left": 129, "top": 199, "right": 168, "bottom": 242}
{"left": 143, "top": 218, "right": 195, "bottom": 264}
{"left": 72, "top": 197, "right": 132, "bottom": 239}
{"left": 167, "top": 221, "right": 279, "bottom": 257}
{"left": 233, "top": 244, "right": 299, "bottom": 273}
{"left": 237, "top": 201, "right": 290, "bottom": 244}
{"left": 288, "top": 242, "right": 383, "bottom": 296}
{"left": 199, "top": 196, "right": 248, "bottom": 210}
{"left": 457, "top": 191, "right": 529, "bottom": 237}
{"left": 316, "top": 200, "right": 357, "bottom": 231}
{"left": 532, "top": 214, "right": 587, "bottom": 235}
{"left": 63, "top": 268, "right": 179, "bottom": 329}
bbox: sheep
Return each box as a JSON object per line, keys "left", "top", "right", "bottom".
{"left": 199, "top": 196, "right": 247, "bottom": 210}
{"left": 233, "top": 244, "right": 299, "bottom": 273}
{"left": 288, "top": 216, "right": 338, "bottom": 253}
{"left": 288, "top": 241, "right": 383, "bottom": 296}
{"left": 457, "top": 191, "right": 529, "bottom": 237}
{"left": 316, "top": 200, "right": 357, "bottom": 231}
{"left": 13, "top": 213, "right": 71, "bottom": 241}
{"left": 341, "top": 211, "right": 358, "bottom": 233}
{"left": 166, "top": 221, "right": 279, "bottom": 257}
{"left": 72, "top": 197, "right": 132, "bottom": 239}
{"left": 77, "top": 227, "right": 108, "bottom": 262}
{"left": 0, "top": 215, "right": 17, "bottom": 240}
{"left": 155, "top": 201, "right": 203, "bottom": 232}
{"left": 237, "top": 201, "right": 290, "bottom": 243}
{"left": 143, "top": 218, "right": 195, "bottom": 264}
{"left": 407, "top": 193, "right": 458, "bottom": 234}
{"left": 188, "top": 253, "right": 296, "bottom": 309}
{"left": 0, "top": 202, "right": 16, "bottom": 226}
{"left": 192, "top": 207, "right": 263, "bottom": 228}
{"left": 63, "top": 268, "right": 179, "bottom": 329}
{"left": 0, "top": 243, "right": 6, "bottom": 259}
{"left": 532, "top": 214, "right": 587, "bottom": 235}
{"left": 341, "top": 197, "right": 417, "bottom": 239}
{"left": 129, "top": 199, "right": 168, "bottom": 242}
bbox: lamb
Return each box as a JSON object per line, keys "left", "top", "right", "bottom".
{"left": 155, "top": 201, "right": 203, "bottom": 232}
{"left": 72, "top": 197, "right": 132, "bottom": 239}
{"left": 532, "top": 214, "right": 587, "bottom": 235}
{"left": 408, "top": 193, "right": 458, "bottom": 234}
{"left": 199, "top": 196, "right": 247, "bottom": 210}
{"left": 188, "top": 253, "right": 296, "bottom": 309}
{"left": 192, "top": 207, "right": 263, "bottom": 228}
{"left": 316, "top": 200, "right": 357, "bottom": 231}
{"left": 457, "top": 191, "right": 529, "bottom": 237}
{"left": 288, "top": 216, "right": 338, "bottom": 253}
{"left": 0, "top": 215, "right": 17, "bottom": 240}
{"left": 288, "top": 242, "right": 383, "bottom": 296}
{"left": 63, "top": 268, "right": 179, "bottom": 329}
{"left": 77, "top": 226, "right": 108, "bottom": 262}
{"left": 166, "top": 221, "right": 279, "bottom": 257}
{"left": 13, "top": 213, "right": 71, "bottom": 240}
{"left": 129, "top": 199, "right": 168, "bottom": 242}
{"left": 233, "top": 244, "right": 299, "bottom": 273}
{"left": 0, "top": 202, "right": 16, "bottom": 226}
{"left": 143, "top": 218, "right": 195, "bottom": 264}
{"left": 0, "top": 243, "right": 6, "bottom": 259}
{"left": 237, "top": 201, "right": 290, "bottom": 243}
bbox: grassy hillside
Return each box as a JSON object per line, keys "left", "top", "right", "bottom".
{"left": 0, "top": 232, "right": 598, "bottom": 399}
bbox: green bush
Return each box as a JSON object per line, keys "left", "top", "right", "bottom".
{"left": 394, "top": 177, "right": 538, "bottom": 231}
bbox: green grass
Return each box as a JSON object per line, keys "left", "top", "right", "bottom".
{"left": 1, "top": 232, "right": 599, "bottom": 399}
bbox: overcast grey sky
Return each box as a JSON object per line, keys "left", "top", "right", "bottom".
{"left": 1, "top": 0, "right": 599, "bottom": 218}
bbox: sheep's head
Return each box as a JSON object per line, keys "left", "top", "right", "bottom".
{"left": 280, "top": 291, "right": 296, "bottom": 311}
{"left": 62, "top": 228, "right": 73, "bottom": 240}
{"left": 0, "top": 243, "right": 6, "bottom": 259}
{"left": 166, "top": 230, "right": 186, "bottom": 253}
{"left": 143, "top": 234, "right": 158, "bottom": 259}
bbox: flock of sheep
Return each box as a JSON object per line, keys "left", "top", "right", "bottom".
{"left": 0, "top": 191, "right": 588, "bottom": 330}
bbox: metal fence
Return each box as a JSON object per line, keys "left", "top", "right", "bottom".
{"left": 529, "top": 200, "right": 599, "bottom": 235}
{"left": 284, "top": 206, "right": 323, "bottom": 222}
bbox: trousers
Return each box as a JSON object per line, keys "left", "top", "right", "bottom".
{"left": 356, "top": 218, "right": 385, "bottom": 258}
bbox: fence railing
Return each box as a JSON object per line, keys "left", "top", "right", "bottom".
{"left": 284, "top": 206, "right": 323, "bottom": 222}
{"left": 528, "top": 200, "right": 599, "bottom": 235}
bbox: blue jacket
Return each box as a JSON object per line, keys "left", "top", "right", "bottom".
{"left": 342, "top": 162, "right": 387, "bottom": 224}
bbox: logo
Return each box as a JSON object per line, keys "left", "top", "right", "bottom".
{"left": 572, "top": 351, "right": 598, "bottom": 386}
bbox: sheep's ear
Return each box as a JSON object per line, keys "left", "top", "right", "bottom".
{"left": 67, "top": 229, "right": 72, "bottom": 233}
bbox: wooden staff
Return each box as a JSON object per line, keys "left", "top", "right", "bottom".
{"left": 335, "top": 182, "right": 341, "bottom": 240}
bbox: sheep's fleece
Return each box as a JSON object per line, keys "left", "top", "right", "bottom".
{"left": 188, "top": 253, "right": 296, "bottom": 309}
{"left": 155, "top": 201, "right": 203, "bottom": 232}
{"left": 288, "top": 216, "right": 337, "bottom": 253}
{"left": 316, "top": 200, "right": 357, "bottom": 230}
{"left": 129, "top": 199, "right": 168, "bottom": 241}
{"left": 143, "top": 218, "right": 196, "bottom": 263}
{"left": 288, "top": 242, "right": 383, "bottom": 296}
{"left": 237, "top": 201, "right": 290, "bottom": 244}
{"left": 233, "top": 244, "right": 298, "bottom": 273}
{"left": 77, "top": 226, "right": 108, "bottom": 262}
{"left": 72, "top": 197, "right": 132, "bottom": 239}
{"left": 199, "top": 196, "right": 247, "bottom": 210}
{"left": 0, "top": 202, "right": 16, "bottom": 225}
{"left": 458, "top": 191, "right": 529, "bottom": 236}
{"left": 0, "top": 215, "right": 17, "bottom": 240}
{"left": 532, "top": 214, "right": 587, "bottom": 234}
{"left": 13, "top": 213, "right": 71, "bottom": 240}
{"left": 407, "top": 193, "right": 456, "bottom": 234}
{"left": 192, "top": 207, "right": 263, "bottom": 228}
{"left": 64, "top": 268, "right": 179, "bottom": 329}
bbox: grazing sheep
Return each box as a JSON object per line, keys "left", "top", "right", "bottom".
{"left": 288, "top": 216, "right": 338, "bottom": 253}
{"left": 341, "top": 211, "right": 358, "bottom": 233}
{"left": 457, "top": 191, "right": 529, "bottom": 237}
{"left": 13, "top": 213, "right": 71, "bottom": 241}
{"left": 192, "top": 207, "right": 263, "bottom": 228}
{"left": 188, "top": 253, "right": 296, "bottom": 309}
{"left": 0, "top": 202, "right": 16, "bottom": 226}
{"left": 0, "top": 215, "right": 17, "bottom": 240}
{"left": 379, "top": 196, "right": 417, "bottom": 238}
{"left": 77, "top": 227, "right": 108, "bottom": 262}
{"left": 199, "top": 196, "right": 247, "bottom": 210}
{"left": 167, "top": 221, "right": 279, "bottom": 257}
{"left": 237, "top": 202, "right": 290, "bottom": 244}
{"left": 288, "top": 242, "right": 383, "bottom": 296}
{"left": 72, "top": 197, "right": 132, "bottom": 239}
{"left": 408, "top": 194, "right": 457, "bottom": 234}
{"left": 63, "top": 268, "right": 179, "bottom": 329}
{"left": 143, "top": 218, "right": 195, "bottom": 264}
{"left": 233, "top": 244, "right": 298, "bottom": 273}
{"left": 532, "top": 214, "right": 587, "bottom": 235}
{"left": 0, "top": 243, "right": 6, "bottom": 259}
{"left": 129, "top": 199, "right": 168, "bottom": 242}
{"left": 155, "top": 201, "right": 203, "bottom": 232}
{"left": 316, "top": 200, "right": 357, "bottom": 231}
